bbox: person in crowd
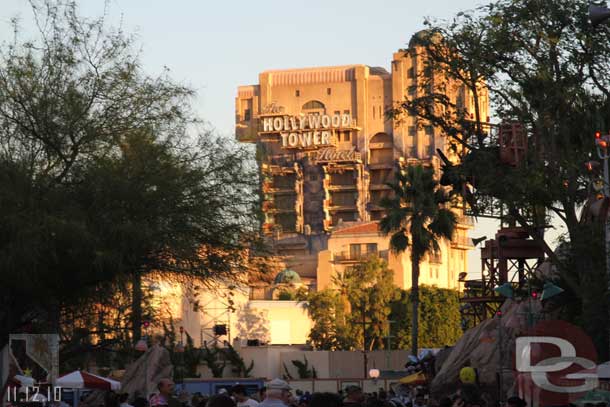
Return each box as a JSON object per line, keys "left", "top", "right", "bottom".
{"left": 309, "top": 393, "right": 342, "bottom": 407}
{"left": 207, "top": 395, "right": 236, "bottom": 407}
{"left": 386, "top": 388, "right": 404, "bottom": 407}
{"left": 133, "top": 397, "right": 149, "bottom": 407}
{"left": 232, "top": 385, "right": 259, "bottom": 407}
{"left": 179, "top": 392, "right": 192, "bottom": 407}
{"left": 506, "top": 397, "right": 526, "bottom": 407}
{"left": 412, "top": 393, "right": 427, "bottom": 407}
{"left": 298, "top": 392, "right": 311, "bottom": 407}
{"left": 105, "top": 391, "right": 120, "bottom": 407}
{"left": 452, "top": 385, "right": 484, "bottom": 407}
{"left": 378, "top": 390, "right": 387, "bottom": 402}
{"left": 120, "top": 393, "right": 134, "bottom": 407}
{"left": 254, "top": 388, "right": 267, "bottom": 403}
{"left": 259, "top": 379, "right": 292, "bottom": 407}
{"left": 192, "top": 394, "right": 203, "bottom": 407}
{"left": 150, "top": 379, "right": 178, "bottom": 407}
{"left": 343, "top": 386, "right": 364, "bottom": 407}
{"left": 197, "top": 396, "right": 210, "bottom": 407}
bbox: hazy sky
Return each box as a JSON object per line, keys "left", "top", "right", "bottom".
{"left": 1, "top": 0, "right": 565, "bottom": 278}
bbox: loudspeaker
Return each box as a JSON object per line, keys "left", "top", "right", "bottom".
{"left": 471, "top": 236, "right": 487, "bottom": 247}
{"left": 590, "top": 4, "right": 610, "bottom": 26}
{"left": 213, "top": 324, "right": 227, "bottom": 336}
{"left": 247, "top": 339, "right": 260, "bottom": 346}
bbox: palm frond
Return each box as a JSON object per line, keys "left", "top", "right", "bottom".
{"left": 389, "top": 229, "right": 409, "bottom": 254}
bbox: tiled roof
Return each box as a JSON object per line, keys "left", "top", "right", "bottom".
{"left": 332, "top": 222, "right": 380, "bottom": 236}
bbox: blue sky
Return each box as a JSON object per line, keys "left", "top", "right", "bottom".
{"left": 1, "top": 0, "right": 565, "bottom": 276}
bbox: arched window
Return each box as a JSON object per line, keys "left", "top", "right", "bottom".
{"left": 369, "top": 133, "right": 393, "bottom": 164}
{"left": 370, "top": 132, "right": 392, "bottom": 144}
{"left": 302, "top": 100, "right": 326, "bottom": 110}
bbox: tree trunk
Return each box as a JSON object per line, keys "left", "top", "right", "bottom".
{"left": 132, "top": 270, "right": 142, "bottom": 342}
{"left": 411, "top": 258, "right": 420, "bottom": 357}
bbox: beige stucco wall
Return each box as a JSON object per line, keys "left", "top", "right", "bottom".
{"left": 316, "top": 229, "right": 463, "bottom": 291}
{"left": 233, "top": 348, "right": 416, "bottom": 380}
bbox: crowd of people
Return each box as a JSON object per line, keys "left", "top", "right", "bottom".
{"left": 104, "top": 377, "right": 527, "bottom": 407}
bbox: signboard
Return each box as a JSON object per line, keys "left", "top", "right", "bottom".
{"left": 314, "top": 147, "right": 361, "bottom": 163}
{"left": 260, "top": 113, "right": 353, "bottom": 149}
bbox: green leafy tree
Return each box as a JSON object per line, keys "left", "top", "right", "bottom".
{"left": 343, "top": 256, "right": 398, "bottom": 350}
{"left": 380, "top": 165, "right": 456, "bottom": 356}
{"left": 396, "top": 0, "right": 610, "bottom": 356}
{"left": 390, "top": 286, "right": 461, "bottom": 350}
{"left": 302, "top": 289, "right": 345, "bottom": 350}
{"left": 304, "top": 257, "right": 397, "bottom": 350}
{"left": 0, "top": 0, "right": 260, "bottom": 354}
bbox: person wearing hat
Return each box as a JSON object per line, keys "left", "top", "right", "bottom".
{"left": 259, "top": 379, "right": 292, "bottom": 407}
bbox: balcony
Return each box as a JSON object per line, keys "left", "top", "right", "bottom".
{"left": 456, "top": 215, "right": 474, "bottom": 229}
{"left": 369, "top": 183, "right": 392, "bottom": 191}
{"left": 451, "top": 235, "right": 474, "bottom": 249}
{"left": 368, "top": 162, "right": 394, "bottom": 170}
{"left": 327, "top": 184, "right": 358, "bottom": 191}
{"left": 333, "top": 250, "right": 389, "bottom": 263}
{"left": 328, "top": 205, "right": 358, "bottom": 212}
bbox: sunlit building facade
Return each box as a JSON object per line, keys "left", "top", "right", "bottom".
{"left": 235, "top": 33, "right": 487, "bottom": 293}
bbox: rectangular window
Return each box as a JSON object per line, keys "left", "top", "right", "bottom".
{"left": 327, "top": 88, "right": 332, "bottom": 95}
{"left": 336, "top": 133, "right": 342, "bottom": 142}
{"left": 366, "top": 243, "right": 378, "bottom": 254}
{"left": 244, "top": 109, "right": 251, "bottom": 121}
{"left": 408, "top": 67, "right": 415, "bottom": 78}
{"left": 425, "top": 125, "right": 434, "bottom": 135}
{"left": 334, "top": 110, "right": 341, "bottom": 116}
{"left": 344, "top": 110, "right": 350, "bottom": 115}
{"left": 373, "top": 106, "right": 376, "bottom": 120}
{"left": 350, "top": 244, "right": 361, "bottom": 259}
{"left": 344, "top": 132, "right": 351, "bottom": 142}
{"left": 296, "top": 90, "right": 300, "bottom": 97}
{"left": 408, "top": 126, "right": 417, "bottom": 136}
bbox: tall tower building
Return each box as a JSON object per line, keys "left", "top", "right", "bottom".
{"left": 235, "top": 32, "right": 488, "bottom": 293}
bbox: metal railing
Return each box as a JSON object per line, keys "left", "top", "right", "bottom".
{"left": 333, "top": 250, "right": 389, "bottom": 262}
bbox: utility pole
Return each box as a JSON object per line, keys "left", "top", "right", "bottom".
{"left": 355, "top": 298, "right": 372, "bottom": 379}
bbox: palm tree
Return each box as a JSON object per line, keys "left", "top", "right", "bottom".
{"left": 380, "top": 164, "right": 457, "bottom": 356}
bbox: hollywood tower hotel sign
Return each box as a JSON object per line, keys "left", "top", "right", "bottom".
{"left": 259, "top": 107, "right": 361, "bottom": 163}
